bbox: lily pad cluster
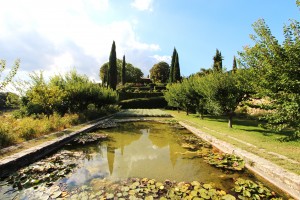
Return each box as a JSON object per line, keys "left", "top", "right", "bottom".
{"left": 233, "top": 178, "right": 281, "bottom": 200}
{"left": 3, "top": 150, "right": 85, "bottom": 190}
{"left": 67, "top": 178, "right": 237, "bottom": 200}
{"left": 205, "top": 153, "right": 245, "bottom": 171}
{"left": 72, "top": 133, "right": 109, "bottom": 145}
{"left": 180, "top": 135, "right": 212, "bottom": 151}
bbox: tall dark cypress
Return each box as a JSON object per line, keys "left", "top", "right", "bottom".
{"left": 109, "top": 41, "right": 117, "bottom": 90}
{"left": 121, "top": 55, "right": 126, "bottom": 85}
{"left": 213, "top": 49, "right": 223, "bottom": 72}
{"left": 232, "top": 56, "right": 237, "bottom": 74}
{"left": 173, "top": 52, "right": 181, "bottom": 82}
{"left": 169, "top": 48, "right": 177, "bottom": 83}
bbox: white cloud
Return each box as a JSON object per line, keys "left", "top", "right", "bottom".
{"left": 152, "top": 55, "right": 171, "bottom": 64}
{"left": 131, "top": 0, "right": 153, "bottom": 11}
{"left": 0, "top": 0, "right": 163, "bottom": 83}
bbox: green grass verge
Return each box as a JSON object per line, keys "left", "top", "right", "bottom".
{"left": 166, "top": 110, "right": 300, "bottom": 175}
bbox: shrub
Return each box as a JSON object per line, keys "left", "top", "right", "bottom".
{"left": 118, "top": 92, "right": 163, "bottom": 101}
{"left": 119, "top": 97, "right": 167, "bottom": 109}
{"left": 0, "top": 125, "right": 16, "bottom": 148}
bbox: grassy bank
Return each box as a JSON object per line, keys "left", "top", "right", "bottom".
{"left": 166, "top": 110, "right": 300, "bottom": 175}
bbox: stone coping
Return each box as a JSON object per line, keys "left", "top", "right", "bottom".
{"left": 0, "top": 115, "right": 114, "bottom": 178}
{"left": 180, "top": 122, "right": 300, "bottom": 200}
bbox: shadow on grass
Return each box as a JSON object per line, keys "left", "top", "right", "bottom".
{"left": 192, "top": 114, "right": 298, "bottom": 142}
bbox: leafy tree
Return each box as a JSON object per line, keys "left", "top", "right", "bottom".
{"left": 232, "top": 56, "right": 237, "bottom": 74}
{"left": 100, "top": 60, "right": 143, "bottom": 85}
{"left": 213, "top": 49, "right": 223, "bottom": 72}
{"left": 0, "top": 59, "right": 20, "bottom": 90}
{"left": 239, "top": 17, "right": 300, "bottom": 135}
{"left": 25, "top": 72, "right": 66, "bottom": 118}
{"left": 197, "top": 72, "right": 249, "bottom": 128}
{"left": 121, "top": 55, "right": 126, "bottom": 85}
{"left": 169, "top": 48, "right": 177, "bottom": 83}
{"left": 173, "top": 52, "right": 181, "bottom": 82}
{"left": 150, "top": 61, "right": 170, "bottom": 83}
{"left": 164, "top": 83, "right": 186, "bottom": 112}
{"left": 108, "top": 41, "right": 117, "bottom": 90}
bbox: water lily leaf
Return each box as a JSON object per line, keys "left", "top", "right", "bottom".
{"left": 191, "top": 181, "right": 200, "bottom": 186}
{"left": 222, "top": 194, "right": 236, "bottom": 200}
{"left": 106, "top": 193, "right": 114, "bottom": 199}
{"left": 145, "top": 196, "right": 154, "bottom": 200}
{"left": 203, "top": 184, "right": 212, "bottom": 190}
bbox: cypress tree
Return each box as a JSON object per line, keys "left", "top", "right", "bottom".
{"left": 213, "top": 49, "right": 223, "bottom": 72}
{"left": 173, "top": 52, "right": 181, "bottom": 82}
{"left": 169, "top": 48, "right": 177, "bottom": 83}
{"left": 109, "top": 41, "right": 117, "bottom": 90}
{"left": 121, "top": 55, "right": 126, "bottom": 85}
{"left": 232, "top": 56, "right": 237, "bottom": 74}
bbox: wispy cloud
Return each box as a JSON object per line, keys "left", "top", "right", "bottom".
{"left": 0, "top": 0, "right": 161, "bottom": 82}
{"left": 131, "top": 0, "right": 153, "bottom": 11}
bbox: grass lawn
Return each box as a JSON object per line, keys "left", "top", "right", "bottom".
{"left": 166, "top": 110, "right": 300, "bottom": 175}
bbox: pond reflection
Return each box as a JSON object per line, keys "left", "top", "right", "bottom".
{"left": 62, "top": 122, "right": 242, "bottom": 191}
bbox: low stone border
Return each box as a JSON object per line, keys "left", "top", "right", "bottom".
{"left": 180, "top": 122, "right": 300, "bottom": 200}
{"left": 0, "top": 115, "right": 114, "bottom": 178}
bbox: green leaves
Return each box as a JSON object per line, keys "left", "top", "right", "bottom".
{"left": 233, "top": 178, "right": 280, "bottom": 199}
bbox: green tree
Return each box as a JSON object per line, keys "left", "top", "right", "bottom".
{"left": 25, "top": 72, "right": 66, "bottom": 118}
{"left": 232, "top": 56, "right": 237, "bottom": 74}
{"left": 150, "top": 61, "right": 170, "bottom": 83}
{"left": 169, "top": 48, "right": 177, "bottom": 83}
{"left": 100, "top": 60, "right": 143, "bottom": 85}
{"left": 173, "top": 52, "right": 181, "bottom": 82}
{"left": 121, "top": 55, "right": 126, "bottom": 85}
{"left": 239, "top": 17, "right": 300, "bottom": 135}
{"left": 108, "top": 41, "right": 117, "bottom": 90}
{"left": 197, "top": 72, "right": 249, "bottom": 128}
{"left": 213, "top": 49, "right": 223, "bottom": 72}
{"left": 0, "top": 59, "right": 20, "bottom": 90}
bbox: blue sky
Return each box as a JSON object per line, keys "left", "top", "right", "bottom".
{"left": 0, "top": 0, "right": 299, "bottom": 84}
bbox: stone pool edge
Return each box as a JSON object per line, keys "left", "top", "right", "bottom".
{"left": 0, "top": 115, "right": 115, "bottom": 178}
{"left": 180, "top": 122, "right": 300, "bottom": 200}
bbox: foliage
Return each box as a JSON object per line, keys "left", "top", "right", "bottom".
{"left": 0, "top": 59, "right": 20, "bottom": 90}
{"left": 0, "top": 92, "right": 19, "bottom": 110}
{"left": 233, "top": 178, "right": 280, "bottom": 199}
{"left": 119, "top": 97, "right": 167, "bottom": 109}
{"left": 169, "top": 48, "right": 181, "bottom": 83}
{"left": 108, "top": 41, "right": 118, "bottom": 90}
{"left": 239, "top": 17, "right": 300, "bottom": 135}
{"left": 121, "top": 55, "right": 126, "bottom": 85}
{"left": 149, "top": 61, "right": 170, "bottom": 83}
{"left": 118, "top": 92, "right": 163, "bottom": 101}
{"left": 25, "top": 72, "right": 66, "bottom": 118}
{"left": 173, "top": 51, "right": 181, "bottom": 82}
{"left": 213, "top": 49, "right": 223, "bottom": 72}
{"left": 0, "top": 112, "right": 79, "bottom": 148}
{"left": 164, "top": 82, "right": 187, "bottom": 111}
{"left": 205, "top": 153, "right": 245, "bottom": 171}
{"left": 4, "top": 150, "right": 86, "bottom": 190}
{"left": 169, "top": 48, "right": 177, "bottom": 83}
{"left": 232, "top": 56, "right": 237, "bottom": 73}
{"left": 100, "top": 60, "right": 143, "bottom": 85}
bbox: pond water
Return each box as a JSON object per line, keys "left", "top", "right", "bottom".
{"left": 0, "top": 121, "right": 287, "bottom": 199}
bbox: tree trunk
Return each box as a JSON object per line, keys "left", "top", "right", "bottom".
{"left": 228, "top": 113, "right": 233, "bottom": 128}
{"left": 186, "top": 108, "right": 189, "bottom": 115}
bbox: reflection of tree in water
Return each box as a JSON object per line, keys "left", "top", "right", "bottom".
{"left": 105, "top": 122, "right": 190, "bottom": 177}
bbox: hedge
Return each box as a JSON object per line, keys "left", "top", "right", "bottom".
{"left": 119, "top": 97, "right": 168, "bottom": 109}
{"left": 118, "top": 92, "right": 163, "bottom": 101}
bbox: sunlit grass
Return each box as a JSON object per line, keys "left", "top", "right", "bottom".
{"left": 166, "top": 110, "right": 300, "bottom": 175}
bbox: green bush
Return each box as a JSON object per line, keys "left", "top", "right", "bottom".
{"left": 119, "top": 97, "right": 167, "bottom": 109}
{"left": 118, "top": 92, "right": 163, "bottom": 101}
{"left": 0, "top": 125, "right": 16, "bottom": 148}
